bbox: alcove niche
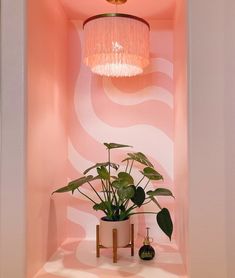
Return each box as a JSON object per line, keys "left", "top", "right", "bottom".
{"left": 27, "top": 0, "right": 188, "bottom": 277}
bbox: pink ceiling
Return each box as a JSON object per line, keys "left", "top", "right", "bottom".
{"left": 59, "top": 0, "right": 176, "bottom": 20}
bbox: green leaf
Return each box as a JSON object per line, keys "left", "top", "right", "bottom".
{"left": 104, "top": 142, "right": 132, "bottom": 149}
{"left": 118, "top": 172, "right": 134, "bottom": 185}
{"left": 141, "top": 167, "right": 163, "bottom": 180}
{"left": 83, "top": 162, "right": 119, "bottom": 175}
{"left": 93, "top": 201, "right": 109, "bottom": 212}
{"left": 111, "top": 180, "right": 122, "bottom": 189}
{"left": 97, "top": 166, "right": 110, "bottom": 180}
{"left": 112, "top": 179, "right": 129, "bottom": 189}
{"left": 147, "top": 188, "right": 174, "bottom": 198}
{"left": 117, "top": 185, "right": 135, "bottom": 200}
{"left": 52, "top": 175, "right": 94, "bottom": 194}
{"left": 157, "top": 208, "right": 173, "bottom": 240}
{"left": 131, "top": 187, "right": 145, "bottom": 207}
{"left": 112, "top": 172, "right": 134, "bottom": 189}
{"left": 122, "top": 152, "right": 154, "bottom": 167}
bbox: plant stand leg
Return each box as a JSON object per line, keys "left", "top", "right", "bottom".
{"left": 113, "top": 228, "right": 117, "bottom": 263}
{"left": 96, "top": 225, "right": 100, "bottom": 258}
{"left": 131, "top": 223, "right": 134, "bottom": 256}
{"left": 96, "top": 224, "right": 134, "bottom": 263}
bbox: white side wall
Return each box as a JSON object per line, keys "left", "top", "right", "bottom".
{"left": 188, "top": 0, "right": 235, "bottom": 277}
{"left": 0, "top": 0, "right": 26, "bottom": 277}
{"left": 225, "top": 1, "right": 235, "bottom": 276}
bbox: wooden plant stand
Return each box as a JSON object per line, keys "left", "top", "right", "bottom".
{"left": 96, "top": 224, "right": 134, "bottom": 263}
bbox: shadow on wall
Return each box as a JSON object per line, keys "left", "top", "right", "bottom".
{"left": 46, "top": 198, "right": 58, "bottom": 260}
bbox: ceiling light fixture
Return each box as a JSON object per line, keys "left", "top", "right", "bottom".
{"left": 83, "top": 0, "right": 150, "bottom": 77}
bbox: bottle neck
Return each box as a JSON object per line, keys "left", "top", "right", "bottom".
{"left": 143, "top": 227, "right": 151, "bottom": 245}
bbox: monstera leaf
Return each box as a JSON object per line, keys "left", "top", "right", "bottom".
{"left": 157, "top": 208, "right": 173, "bottom": 240}
{"left": 83, "top": 162, "right": 119, "bottom": 175}
{"left": 93, "top": 201, "right": 110, "bottom": 212}
{"left": 97, "top": 166, "right": 110, "bottom": 180}
{"left": 147, "top": 188, "right": 174, "bottom": 198}
{"left": 104, "top": 143, "right": 132, "bottom": 149}
{"left": 117, "top": 172, "right": 134, "bottom": 185}
{"left": 122, "top": 152, "right": 154, "bottom": 167}
{"left": 117, "top": 185, "right": 135, "bottom": 201}
{"left": 112, "top": 172, "right": 134, "bottom": 189}
{"left": 141, "top": 167, "right": 163, "bottom": 180}
{"left": 52, "top": 175, "right": 94, "bottom": 194}
{"left": 131, "top": 187, "right": 145, "bottom": 207}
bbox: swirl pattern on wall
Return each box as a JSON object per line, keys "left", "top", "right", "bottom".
{"left": 36, "top": 20, "right": 187, "bottom": 278}
{"left": 66, "top": 21, "right": 174, "bottom": 244}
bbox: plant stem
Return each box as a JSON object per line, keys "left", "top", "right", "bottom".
{"left": 110, "top": 181, "right": 118, "bottom": 207}
{"left": 87, "top": 181, "right": 104, "bottom": 203}
{"left": 128, "top": 159, "right": 134, "bottom": 174}
{"left": 108, "top": 149, "right": 111, "bottom": 175}
{"left": 77, "top": 188, "right": 96, "bottom": 204}
{"left": 125, "top": 159, "right": 129, "bottom": 172}
{"left": 143, "top": 179, "right": 150, "bottom": 190}
{"left": 123, "top": 199, "right": 129, "bottom": 209}
{"left": 107, "top": 148, "right": 119, "bottom": 207}
{"left": 151, "top": 197, "right": 162, "bottom": 210}
{"left": 101, "top": 180, "right": 108, "bottom": 201}
{"left": 108, "top": 149, "right": 111, "bottom": 200}
{"left": 128, "top": 211, "right": 157, "bottom": 216}
{"left": 136, "top": 176, "right": 145, "bottom": 187}
{"left": 126, "top": 204, "right": 137, "bottom": 214}
{"left": 142, "top": 198, "right": 152, "bottom": 205}
{"left": 105, "top": 179, "right": 111, "bottom": 203}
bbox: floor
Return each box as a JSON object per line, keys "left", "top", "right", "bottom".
{"left": 35, "top": 237, "right": 187, "bottom": 278}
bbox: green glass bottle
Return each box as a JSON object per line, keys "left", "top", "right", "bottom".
{"left": 138, "top": 227, "right": 155, "bottom": 260}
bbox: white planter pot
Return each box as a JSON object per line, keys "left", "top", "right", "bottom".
{"left": 99, "top": 217, "right": 130, "bottom": 248}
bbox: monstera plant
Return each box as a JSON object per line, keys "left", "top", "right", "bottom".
{"left": 53, "top": 143, "right": 174, "bottom": 241}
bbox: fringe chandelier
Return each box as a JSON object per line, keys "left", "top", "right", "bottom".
{"left": 83, "top": 0, "right": 150, "bottom": 77}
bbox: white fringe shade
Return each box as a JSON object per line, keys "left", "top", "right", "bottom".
{"left": 83, "top": 14, "right": 150, "bottom": 77}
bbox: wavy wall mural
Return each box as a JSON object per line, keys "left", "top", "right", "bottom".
{"left": 37, "top": 20, "right": 182, "bottom": 278}
{"left": 66, "top": 20, "right": 174, "bottom": 244}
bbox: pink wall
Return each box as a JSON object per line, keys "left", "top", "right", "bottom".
{"left": 66, "top": 20, "right": 176, "bottom": 243}
{"left": 27, "top": 0, "right": 69, "bottom": 277}
{"left": 173, "top": 0, "right": 188, "bottom": 271}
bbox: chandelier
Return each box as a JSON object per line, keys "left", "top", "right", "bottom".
{"left": 83, "top": 0, "right": 150, "bottom": 77}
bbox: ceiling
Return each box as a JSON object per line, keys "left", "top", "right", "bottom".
{"left": 59, "top": 0, "right": 176, "bottom": 20}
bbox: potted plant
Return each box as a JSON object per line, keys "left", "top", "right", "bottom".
{"left": 52, "top": 143, "right": 174, "bottom": 247}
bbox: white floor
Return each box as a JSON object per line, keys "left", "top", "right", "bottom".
{"left": 35, "top": 238, "right": 187, "bottom": 278}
